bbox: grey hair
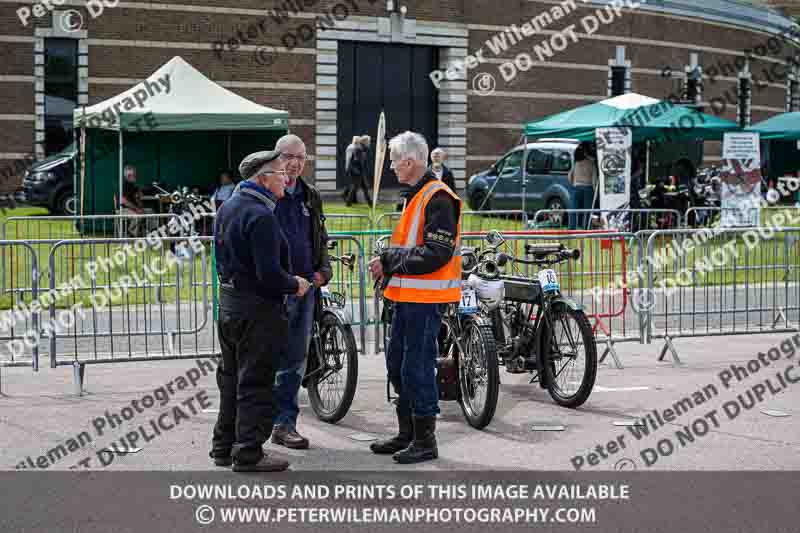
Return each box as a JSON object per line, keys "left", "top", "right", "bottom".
{"left": 123, "top": 164, "right": 136, "bottom": 172}
{"left": 275, "top": 133, "right": 306, "bottom": 153}
{"left": 431, "top": 147, "right": 446, "bottom": 157}
{"left": 389, "top": 131, "right": 429, "bottom": 164}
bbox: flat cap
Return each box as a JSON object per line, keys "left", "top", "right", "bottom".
{"left": 238, "top": 150, "right": 282, "bottom": 180}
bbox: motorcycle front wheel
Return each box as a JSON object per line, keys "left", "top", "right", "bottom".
{"left": 541, "top": 303, "right": 597, "bottom": 408}
{"left": 457, "top": 318, "right": 499, "bottom": 429}
{"left": 307, "top": 312, "right": 359, "bottom": 423}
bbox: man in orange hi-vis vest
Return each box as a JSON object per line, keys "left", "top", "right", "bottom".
{"left": 368, "top": 131, "right": 461, "bottom": 464}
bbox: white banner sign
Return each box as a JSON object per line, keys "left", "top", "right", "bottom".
{"left": 721, "top": 132, "right": 762, "bottom": 227}
{"left": 596, "top": 127, "right": 632, "bottom": 211}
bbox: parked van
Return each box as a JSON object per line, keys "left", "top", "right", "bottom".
{"left": 22, "top": 143, "right": 77, "bottom": 215}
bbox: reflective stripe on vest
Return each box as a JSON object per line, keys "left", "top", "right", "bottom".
{"left": 386, "top": 277, "right": 462, "bottom": 290}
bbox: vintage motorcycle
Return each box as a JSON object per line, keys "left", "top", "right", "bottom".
{"left": 301, "top": 240, "right": 359, "bottom": 423}
{"left": 462, "top": 231, "right": 597, "bottom": 408}
{"left": 375, "top": 236, "right": 500, "bottom": 429}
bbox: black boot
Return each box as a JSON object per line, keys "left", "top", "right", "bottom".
{"left": 393, "top": 416, "right": 438, "bottom": 464}
{"left": 370, "top": 409, "right": 413, "bottom": 454}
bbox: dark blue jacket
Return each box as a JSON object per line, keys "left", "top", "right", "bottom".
{"left": 214, "top": 181, "right": 298, "bottom": 300}
{"left": 275, "top": 180, "right": 314, "bottom": 280}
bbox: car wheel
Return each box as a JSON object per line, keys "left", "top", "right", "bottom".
{"left": 471, "top": 190, "right": 491, "bottom": 212}
{"left": 545, "top": 197, "right": 567, "bottom": 227}
{"left": 55, "top": 191, "right": 77, "bottom": 216}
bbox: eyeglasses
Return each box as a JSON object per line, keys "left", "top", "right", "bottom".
{"left": 255, "top": 169, "right": 288, "bottom": 179}
{"left": 280, "top": 153, "right": 306, "bottom": 162}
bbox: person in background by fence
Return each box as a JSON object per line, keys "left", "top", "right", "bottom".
{"left": 430, "top": 148, "right": 457, "bottom": 193}
{"left": 568, "top": 141, "right": 597, "bottom": 230}
{"left": 213, "top": 170, "right": 236, "bottom": 210}
{"left": 272, "top": 134, "right": 332, "bottom": 450}
{"left": 368, "top": 131, "right": 462, "bottom": 464}
{"left": 346, "top": 135, "right": 373, "bottom": 206}
{"left": 211, "top": 149, "right": 311, "bottom": 473}
{"left": 120, "top": 164, "right": 145, "bottom": 236}
{"left": 342, "top": 136, "right": 360, "bottom": 202}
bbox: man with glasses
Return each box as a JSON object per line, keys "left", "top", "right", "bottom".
{"left": 368, "top": 131, "right": 462, "bottom": 464}
{"left": 211, "top": 149, "right": 311, "bottom": 472}
{"left": 271, "top": 134, "right": 332, "bottom": 450}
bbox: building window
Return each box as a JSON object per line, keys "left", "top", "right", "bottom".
{"left": 738, "top": 76, "right": 751, "bottom": 128}
{"left": 44, "top": 38, "right": 78, "bottom": 156}
{"left": 610, "top": 66, "right": 627, "bottom": 97}
{"left": 790, "top": 78, "right": 800, "bottom": 112}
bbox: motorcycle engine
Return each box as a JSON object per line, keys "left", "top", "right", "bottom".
{"left": 467, "top": 273, "right": 504, "bottom": 310}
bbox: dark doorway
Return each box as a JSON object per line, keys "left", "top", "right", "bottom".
{"left": 337, "top": 42, "right": 439, "bottom": 190}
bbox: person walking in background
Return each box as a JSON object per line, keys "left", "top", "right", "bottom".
{"left": 430, "top": 148, "right": 456, "bottom": 193}
{"left": 271, "top": 134, "right": 332, "bottom": 451}
{"left": 211, "top": 149, "right": 311, "bottom": 473}
{"left": 568, "top": 141, "right": 597, "bottom": 229}
{"left": 343, "top": 136, "right": 360, "bottom": 202}
{"left": 346, "top": 135, "right": 373, "bottom": 206}
{"left": 368, "top": 131, "right": 462, "bottom": 464}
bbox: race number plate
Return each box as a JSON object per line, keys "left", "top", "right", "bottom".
{"left": 458, "top": 288, "right": 478, "bottom": 315}
{"left": 538, "top": 269, "right": 560, "bottom": 294}
{"left": 320, "top": 286, "right": 331, "bottom": 296}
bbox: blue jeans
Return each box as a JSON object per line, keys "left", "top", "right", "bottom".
{"left": 569, "top": 185, "right": 594, "bottom": 230}
{"left": 386, "top": 302, "right": 442, "bottom": 418}
{"left": 273, "top": 289, "right": 315, "bottom": 430}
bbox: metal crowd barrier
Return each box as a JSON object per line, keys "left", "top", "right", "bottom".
{"left": 1, "top": 214, "right": 179, "bottom": 296}
{"left": 43, "top": 237, "right": 217, "bottom": 393}
{"left": 642, "top": 227, "right": 800, "bottom": 364}
{"left": 324, "top": 235, "right": 368, "bottom": 352}
{"left": 0, "top": 241, "right": 40, "bottom": 393}
{"left": 373, "top": 210, "right": 529, "bottom": 234}
{"left": 532, "top": 209, "right": 683, "bottom": 232}
{"left": 323, "top": 214, "right": 373, "bottom": 233}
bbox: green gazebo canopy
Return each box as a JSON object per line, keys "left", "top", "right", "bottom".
{"left": 747, "top": 112, "right": 800, "bottom": 141}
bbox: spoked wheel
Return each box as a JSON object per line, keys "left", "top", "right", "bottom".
{"left": 307, "top": 313, "right": 358, "bottom": 423}
{"left": 457, "top": 319, "right": 499, "bottom": 429}
{"left": 542, "top": 303, "right": 597, "bottom": 408}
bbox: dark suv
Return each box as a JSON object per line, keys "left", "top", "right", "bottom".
{"left": 22, "top": 143, "right": 77, "bottom": 215}
{"left": 466, "top": 139, "right": 578, "bottom": 214}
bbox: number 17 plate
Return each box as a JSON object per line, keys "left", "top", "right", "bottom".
{"left": 538, "top": 269, "right": 560, "bottom": 293}
{"left": 459, "top": 288, "right": 478, "bottom": 314}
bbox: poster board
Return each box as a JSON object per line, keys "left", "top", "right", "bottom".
{"left": 720, "top": 132, "right": 762, "bottom": 227}
{"left": 596, "top": 127, "right": 632, "bottom": 210}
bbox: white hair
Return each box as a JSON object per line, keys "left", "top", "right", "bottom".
{"left": 275, "top": 134, "right": 306, "bottom": 153}
{"left": 389, "top": 131, "right": 429, "bottom": 164}
{"left": 431, "top": 147, "right": 446, "bottom": 157}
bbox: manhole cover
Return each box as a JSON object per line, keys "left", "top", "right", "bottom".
{"left": 761, "top": 409, "right": 790, "bottom": 418}
{"left": 531, "top": 425, "right": 566, "bottom": 431}
{"left": 347, "top": 433, "right": 377, "bottom": 442}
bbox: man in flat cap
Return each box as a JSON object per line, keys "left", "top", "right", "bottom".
{"left": 211, "top": 149, "right": 311, "bottom": 473}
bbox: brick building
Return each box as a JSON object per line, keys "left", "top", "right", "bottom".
{"left": 1, "top": 0, "right": 799, "bottom": 195}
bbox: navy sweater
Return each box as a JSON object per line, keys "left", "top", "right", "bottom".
{"left": 215, "top": 181, "right": 298, "bottom": 298}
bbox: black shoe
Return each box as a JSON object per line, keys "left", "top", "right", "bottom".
{"left": 370, "top": 409, "right": 413, "bottom": 455}
{"left": 214, "top": 456, "right": 233, "bottom": 467}
{"left": 232, "top": 454, "right": 290, "bottom": 472}
{"left": 393, "top": 416, "right": 438, "bottom": 464}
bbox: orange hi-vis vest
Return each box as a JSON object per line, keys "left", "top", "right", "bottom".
{"left": 384, "top": 179, "right": 462, "bottom": 303}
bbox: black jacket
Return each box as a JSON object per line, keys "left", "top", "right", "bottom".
{"left": 215, "top": 181, "right": 298, "bottom": 300}
{"left": 430, "top": 164, "right": 457, "bottom": 194}
{"left": 296, "top": 176, "right": 333, "bottom": 284}
{"left": 381, "top": 172, "right": 461, "bottom": 277}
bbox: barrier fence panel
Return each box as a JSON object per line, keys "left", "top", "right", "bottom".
{"left": 643, "top": 227, "right": 800, "bottom": 364}
{"left": 42, "top": 236, "right": 217, "bottom": 393}
{"left": 532, "top": 209, "right": 683, "bottom": 232}
{"left": 1, "top": 214, "right": 179, "bottom": 296}
{"left": 324, "top": 235, "right": 368, "bottom": 353}
{"left": 459, "top": 231, "right": 642, "bottom": 369}
{"left": 323, "top": 214, "right": 373, "bottom": 234}
{"left": 374, "top": 210, "right": 529, "bottom": 234}
{"left": 0, "top": 241, "right": 40, "bottom": 392}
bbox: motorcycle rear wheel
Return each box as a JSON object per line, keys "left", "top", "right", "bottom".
{"left": 457, "top": 319, "right": 499, "bottom": 429}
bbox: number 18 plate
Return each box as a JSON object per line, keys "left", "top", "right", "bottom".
{"left": 538, "top": 269, "right": 560, "bottom": 293}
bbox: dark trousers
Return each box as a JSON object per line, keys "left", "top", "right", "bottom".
{"left": 211, "top": 288, "right": 288, "bottom": 464}
{"left": 386, "top": 302, "right": 442, "bottom": 417}
{"left": 346, "top": 175, "right": 372, "bottom": 205}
